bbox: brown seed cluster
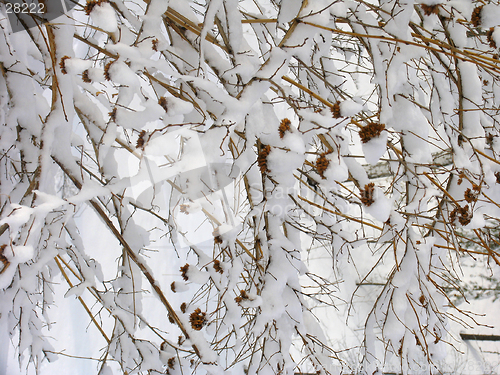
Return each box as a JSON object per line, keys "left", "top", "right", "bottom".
{"left": 235, "top": 290, "right": 249, "bottom": 304}
{"left": 471, "top": 5, "right": 483, "bottom": 27}
{"left": 419, "top": 294, "right": 426, "bottom": 305}
{"left": 258, "top": 145, "right": 271, "bottom": 174}
{"left": 136, "top": 130, "right": 146, "bottom": 149}
{"left": 104, "top": 60, "right": 115, "bottom": 81}
{"left": 421, "top": 3, "right": 439, "bottom": 16}
{"left": 180, "top": 263, "right": 189, "bottom": 281}
{"left": 213, "top": 259, "right": 223, "bottom": 274}
{"left": 0, "top": 245, "right": 9, "bottom": 274}
{"left": 331, "top": 101, "right": 341, "bottom": 118}
{"left": 167, "top": 357, "right": 175, "bottom": 369}
{"left": 158, "top": 97, "right": 168, "bottom": 112}
{"left": 278, "top": 118, "right": 291, "bottom": 138}
{"left": 464, "top": 186, "right": 479, "bottom": 203}
{"left": 181, "top": 263, "right": 189, "bottom": 281}
{"left": 82, "top": 69, "right": 92, "bottom": 83}
{"left": 359, "top": 122, "right": 385, "bottom": 143}
{"left": 315, "top": 152, "right": 330, "bottom": 179}
{"left": 450, "top": 204, "right": 472, "bottom": 226}
{"left": 152, "top": 38, "right": 159, "bottom": 52}
{"left": 84, "top": 0, "right": 108, "bottom": 15}
{"left": 189, "top": 308, "right": 206, "bottom": 330}
{"left": 214, "top": 235, "right": 223, "bottom": 244}
{"left": 360, "top": 183, "right": 375, "bottom": 206}
{"left": 60, "top": 56, "right": 70, "bottom": 74}
{"left": 487, "top": 27, "right": 497, "bottom": 49}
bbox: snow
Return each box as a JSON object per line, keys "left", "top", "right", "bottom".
{"left": 89, "top": 2, "right": 118, "bottom": 33}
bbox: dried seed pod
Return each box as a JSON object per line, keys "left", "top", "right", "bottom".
{"left": 160, "top": 341, "right": 168, "bottom": 351}
{"left": 82, "top": 69, "right": 92, "bottom": 83}
{"left": 180, "top": 302, "right": 187, "bottom": 313}
{"left": 104, "top": 60, "right": 115, "bottom": 81}
{"left": 257, "top": 145, "right": 271, "bottom": 174}
{"left": 278, "top": 118, "right": 291, "bottom": 138}
{"left": 136, "top": 130, "right": 146, "bottom": 149}
{"left": 419, "top": 294, "right": 426, "bottom": 305}
{"left": 109, "top": 108, "right": 117, "bottom": 122}
{"left": 360, "top": 183, "right": 375, "bottom": 206}
{"left": 359, "top": 122, "right": 385, "bottom": 143}
{"left": 471, "top": 5, "right": 483, "bottom": 27}
{"left": 179, "top": 204, "right": 189, "bottom": 214}
{"left": 189, "top": 308, "right": 206, "bottom": 330}
{"left": 180, "top": 264, "right": 189, "bottom": 281}
{"left": 496, "top": 171, "right": 500, "bottom": 184}
{"left": 170, "top": 281, "right": 176, "bottom": 292}
{"left": 158, "top": 97, "right": 168, "bottom": 112}
{"left": 84, "top": 0, "right": 108, "bottom": 15}
{"left": 213, "top": 259, "right": 223, "bottom": 274}
{"left": 167, "top": 357, "right": 175, "bottom": 369}
{"left": 487, "top": 27, "right": 497, "bottom": 49}
{"left": 451, "top": 204, "right": 472, "bottom": 226}
{"left": 420, "top": 3, "right": 439, "bottom": 16}
{"left": 464, "top": 188, "right": 477, "bottom": 203}
{"left": 59, "top": 56, "right": 70, "bottom": 74}
{"left": 331, "top": 101, "right": 341, "bottom": 118}
{"left": 315, "top": 152, "right": 330, "bottom": 179}
{"left": 0, "top": 245, "right": 9, "bottom": 275}
{"left": 235, "top": 290, "right": 249, "bottom": 304}
{"left": 152, "top": 38, "right": 159, "bottom": 52}
{"left": 168, "top": 315, "right": 175, "bottom": 324}
{"left": 458, "top": 204, "right": 472, "bottom": 226}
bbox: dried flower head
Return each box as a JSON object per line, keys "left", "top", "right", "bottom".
{"left": 180, "top": 302, "right": 187, "bottom": 313}
{"left": 315, "top": 152, "right": 331, "bottom": 179}
{"left": 136, "top": 130, "right": 146, "bottom": 149}
{"left": 360, "top": 183, "right": 375, "bottom": 206}
{"left": 359, "top": 122, "right": 385, "bottom": 143}
{"left": 180, "top": 264, "right": 189, "bottom": 281}
{"left": 84, "top": 0, "right": 108, "bottom": 15}
{"left": 170, "top": 281, "right": 176, "bottom": 292}
{"left": 213, "top": 259, "right": 223, "bottom": 274}
{"left": 168, "top": 315, "right": 175, "bottom": 324}
{"left": 487, "top": 27, "right": 497, "bottom": 49}
{"left": 235, "top": 290, "right": 249, "bottom": 304}
{"left": 158, "top": 96, "right": 168, "bottom": 112}
{"left": 82, "top": 69, "right": 92, "bottom": 83}
{"left": 421, "top": 3, "right": 439, "bottom": 16}
{"left": 167, "top": 357, "right": 175, "bottom": 369}
{"left": 60, "top": 56, "right": 70, "bottom": 74}
{"left": 471, "top": 5, "right": 483, "bottom": 27}
{"left": 0, "top": 245, "right": 9, "bottom": 274}
{"left": 109, "top": 107, "right": 117, "bottom": 122}
{"left": 450, "top": 205, "right": 472, "bottom": 226}
{"left": 278, "top": 118, "right": 291, "bottom": 138}
{"left": 419, "top": 294, "right": 426, "bottom": 305}
{"left": 180, "top": 204, "right": 189, "bottom": 214}
{"left": 464, "top": 188, "right": 478, "bottom": 203}
{"left": 189, "top": 308, "right": 206, "bottom": 330}
{"left": 331, "top": 101, "right": 341, "bottom": 118}
{"left": 152, "top": 38, "right": 159, "bottom": 52}
{"left": 257, "top": 145, "right": 271, "bottom": 174}
{"left": 104, "top": 60, "right": 115, "bottom": 81}
{"left": 160, "top": 341, "right": 168, "bottom": 351}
